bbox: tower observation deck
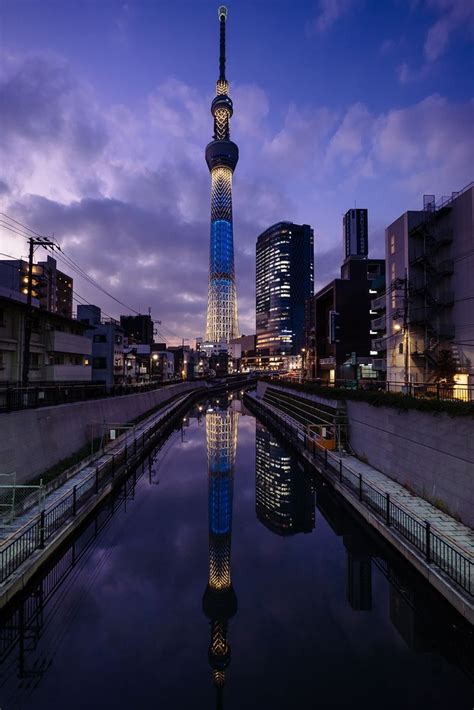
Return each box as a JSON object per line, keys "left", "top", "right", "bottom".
{"left": 205, "top": 5, "right": 240, "bottom": 344}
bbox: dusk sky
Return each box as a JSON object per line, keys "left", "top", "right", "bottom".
{"left": 1, "top": 0, "right": 473, "bottom": 342}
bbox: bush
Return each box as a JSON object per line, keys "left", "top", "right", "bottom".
{"left": 260, "top": 378, "right": 474, "bottom": 417}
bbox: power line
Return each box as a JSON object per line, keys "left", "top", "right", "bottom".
{"left": 0, "top": 212, "right": 187, "bottom": 342}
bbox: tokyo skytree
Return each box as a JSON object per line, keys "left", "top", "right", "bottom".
{"left": 205, "top": 5, "right": 240, "bottom": 343}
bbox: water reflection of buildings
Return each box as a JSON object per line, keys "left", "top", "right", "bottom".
{"left": 255, "top": 420, "right": 315, "bottom": 536}
{"left": 202, "top": 406, "right": 239, "bottom": 709}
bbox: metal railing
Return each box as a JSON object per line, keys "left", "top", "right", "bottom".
{"left": 272, "top": 377, "right": 474, "bottom": 403}
{"left": 245, "top": 394, "right": 473, "bottom": 597}
{"left": 0, "top": 379, "right": 182, "bottom": 413}
{"left": 0, "top": 392, "right": 194, "bottom": 586}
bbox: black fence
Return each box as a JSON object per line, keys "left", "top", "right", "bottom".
{"left": 0, "top": 380, "right": 180, "bottom": 413}
{"left": 0, "top": 392, "right": 191, "bottom": 586}
{"left": 276, "top": 377, "right": 474, "bottom": 403}
{"left": 245, "top": 394, "right": 473, "bottom": 597}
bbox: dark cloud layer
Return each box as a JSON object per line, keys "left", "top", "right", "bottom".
{"left": 1, "top": 50, "right": 473, "bottom": 341}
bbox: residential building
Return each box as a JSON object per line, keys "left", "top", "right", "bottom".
{"left": 256, "top": 222, "right": 314, "bottom": 369}
{"left": 0, "top": 255, "right": 73, "bottom": 318}
{"left": 385, "top": 185, "right": 474, "bottom": 386}
{"left": 0, "top": 289, "right": 91, "bottom": 383}
{"left": 151, "top": 346, "right": 175, "bottom": 381}
{"left": 120, "top": 314, "right": 154, "bottom": 345}
{"left": 77, "top": 305, "right": 124, "bottom": 387}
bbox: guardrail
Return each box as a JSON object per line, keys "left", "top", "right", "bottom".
{"left": 0, "top": 392, "right": 193, "bottom": 586}
{"left": 245, "top": 394, "right": 473, "bottom": 597}
{"left": 0, "top": 379, "right": 186, "bottom": 413}
{"left": 273, "top": 377, "right": 474, "bottom": 403}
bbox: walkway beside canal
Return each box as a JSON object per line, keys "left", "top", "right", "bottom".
{"left": 0, "top": 389, "right": 197, "bottom": 606}
{"left": 245, "top": 390, "right": 474, "bottom": 623}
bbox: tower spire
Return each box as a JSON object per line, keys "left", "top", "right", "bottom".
{"left": 218, "top": 6, "right": 227, "bottom": 81}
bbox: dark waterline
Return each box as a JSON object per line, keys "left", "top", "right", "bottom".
{"left": 0, "top": 399, "right": 472, "bottom": 710}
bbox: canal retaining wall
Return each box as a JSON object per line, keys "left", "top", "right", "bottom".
{"left": 0, "top": 381, "right": 206, "bottom": 484}
{"left": 256, "top": 381, "right": 474, "bottom": 528}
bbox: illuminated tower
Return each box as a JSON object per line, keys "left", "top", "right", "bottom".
{"left": 202, "top": 407, "right": 238, "bottom": 708}
{"left": 205, "top": 6, "right": 240, "bottom": 344}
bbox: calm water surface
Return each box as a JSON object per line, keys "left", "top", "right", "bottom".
{"left": 0, "top": 399, "right": 472, "bottom": 709}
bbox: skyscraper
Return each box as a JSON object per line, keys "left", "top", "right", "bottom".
{"left": 256, "top": 222, "right": 314, "bottom": 368}
{"left": 205, "top": 6, "right": 240, "bottom": 344}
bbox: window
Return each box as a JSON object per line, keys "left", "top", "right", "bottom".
{"left": 93, "top": 334, "right": 107, "bottom": 343}
{"left": 115, "top": 335, "right": 122, "bottom": 345}
{"left": 30, "top": 353, "right": 41, "bottom": 368}
{"left": 92, "top": 357, "right": 107, "bottom": 369}
{"left": 390, "top": 235, "right": 395, "bottom": 254}
{"left": 399, "top": 343, "right": 404, "bottom": 354}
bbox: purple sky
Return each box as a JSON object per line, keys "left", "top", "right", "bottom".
{"left": 0, "top": 0, "right": 473, "bottom": 342}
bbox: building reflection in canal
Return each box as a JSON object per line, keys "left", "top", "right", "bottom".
{"left": 255, "top": 420, "right": 315, "bottom": 536}
{"left": 202, "top": 404, "right": 239, "bottom": 709}
{"left": 0, "top": 405, "right": 472, "bottom": 706}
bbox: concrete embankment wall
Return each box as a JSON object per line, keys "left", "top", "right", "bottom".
{"left": 346, "top": 400, "right": 474, "bottom": 527}
{"left": 1, "top": 382, "right": 205, "bottom": 483}
{"left": 256, "top": 381, "right": 474, "bottom": 528}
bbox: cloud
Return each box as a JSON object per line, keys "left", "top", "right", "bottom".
{"left": 308, "top": 0, "right": 359, "bottom": 33}
{"left": 1, "top": 51, "right": 472, "bottom": 335}
{"left": 396, "top": 61, "right": 432, "bottom": 84}
{"left": 424, "top": 0, "right": 474, "bottom": 61}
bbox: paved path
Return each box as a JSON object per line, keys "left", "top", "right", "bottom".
{"left": 337, "top": 453, "right": 474, "bottom": 554}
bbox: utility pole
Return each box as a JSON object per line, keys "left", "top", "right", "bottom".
{"left": 403, "top": 268, "right": 409, "bottom": 389}
{"left": 22, "top": 236, "right": 59, "bottom": 386}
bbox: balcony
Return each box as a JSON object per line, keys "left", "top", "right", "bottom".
{"left": 48, "top": 331, "right": 92, "bottom": 356}
{"left": 371, "top": 314, "right": 386, "bottom": 331}
{"left": 44, "top": 364, "right": 92, "bottom": 382}
{"left": 370, "top": 294, "right": 386, "bottom": 312}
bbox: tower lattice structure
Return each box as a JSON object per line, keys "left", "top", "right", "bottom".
{"left": 202, "top": 406, "right": 238, "bottom": 708}
{"left": 205, "top": 5, "right": 240, "bottom": 343}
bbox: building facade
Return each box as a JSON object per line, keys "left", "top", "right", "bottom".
{"left": 78, "top": 305, "right": 124, "bottom": 387}
{"left": 256, "top": 222, "right": 314, "bottom": 369}
{"left": 120, "top": 314, "right": 154, "bottom": 346}
{"left": 307, "top": 258, "right": 385, "bottom": 382}
{"left": 0, "top": 290, "right": 91, "bottom": 383}
{"left": 0, "top": 256, "right": 73, "bottom": 318}
{"left": 205, "top": 6, "right": 240, "bottom": 344}
{"left": 384, "top": 184, "right": 474, "bottom": 387}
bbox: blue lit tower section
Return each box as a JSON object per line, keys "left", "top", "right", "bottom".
{"left": 205, "top": 6, "right": 240, "bottom": 344}
{"left": 202, "top": 407, "right": 238, "bottom": 706}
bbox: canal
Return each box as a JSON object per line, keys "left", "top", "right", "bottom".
{"left": 0, "top": 396, "right": 472, "bottom": 709}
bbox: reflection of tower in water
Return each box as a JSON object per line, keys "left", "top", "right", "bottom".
{"left": 202, "top": 406, "right": 238, "bottom": 708}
